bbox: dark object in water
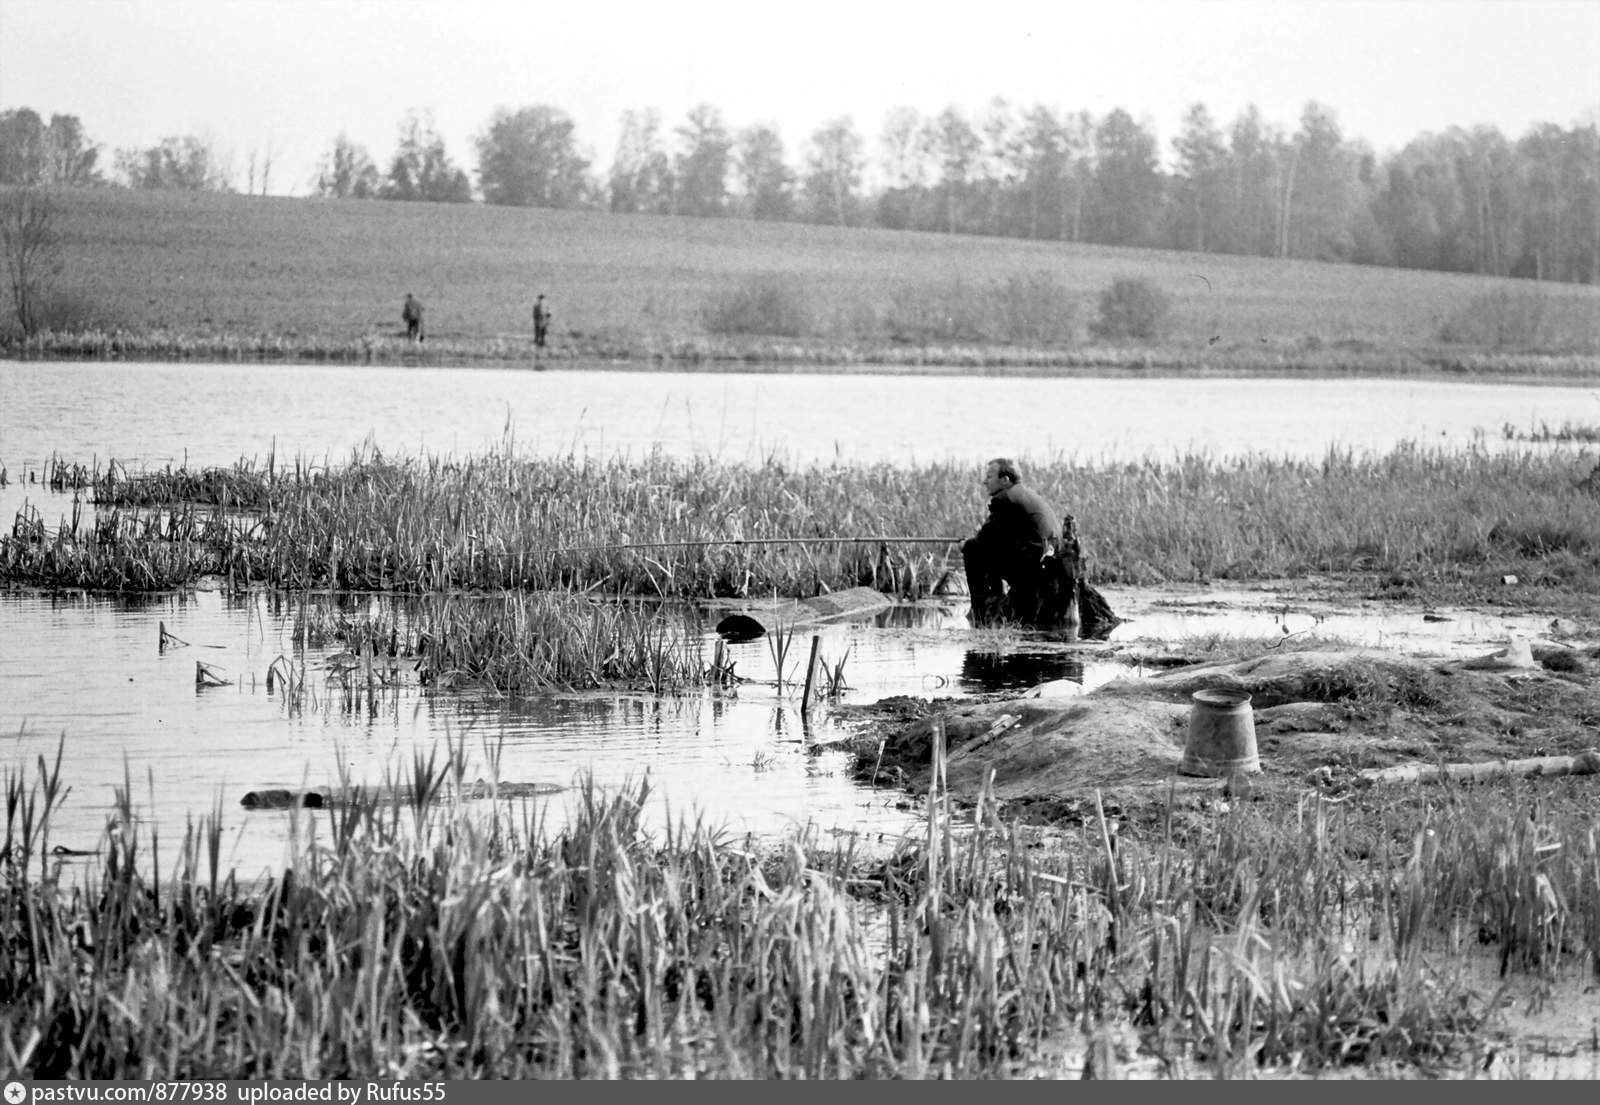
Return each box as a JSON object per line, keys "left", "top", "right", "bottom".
{"left": 716, "top": 613, "right": 766, "bottom": 643}
{"left": 241, "top": 788, "right": 324, "bottom": 810}
{"left": 974, "top": 515, "right": 1122, "bottom": 639}
{"left": 240, "top": 780, "right": 566, "bottom": 810}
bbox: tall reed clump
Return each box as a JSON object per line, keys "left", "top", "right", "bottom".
{"left": 4, "top": 442, "right": 1596, "bottom": 594}
{"left": 275, "top": 591, "right": 710, "bottom": 695}
{"left": 7, "top": 742, "right": 1598, "bottom": 1078}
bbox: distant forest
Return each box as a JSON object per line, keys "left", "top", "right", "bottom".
{"left": 2, "top": 98, "right": 1596, "bottom": 285}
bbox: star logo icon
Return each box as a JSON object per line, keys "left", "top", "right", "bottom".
{"left": 5, "top": 1082, "right": 27, "bottom": 1105}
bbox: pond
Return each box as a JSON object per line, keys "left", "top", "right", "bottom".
{"left": 0, "top": 361, "right": 1591, "bottom": 877}
{"left": 1, "top": 361, "right": 1592, "bottom": 478}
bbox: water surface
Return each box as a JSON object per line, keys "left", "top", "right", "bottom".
{"left": 0, "top": 361, "right": 1589, "bottom": 875}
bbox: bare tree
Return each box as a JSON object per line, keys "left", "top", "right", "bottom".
{"left": 0, "top": 187, "right": 64, "bottom": 335}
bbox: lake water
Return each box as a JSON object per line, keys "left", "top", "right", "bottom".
{"left": 0, "top": 361, "right": 1593, "bottom": 878}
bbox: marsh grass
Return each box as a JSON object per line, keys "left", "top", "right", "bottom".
{"left": 1503, "top": 419, "right": 1600, "bottom": 444}
{"left": 5, "top": 741, "right": 1598, "bottom": 1078}
{"left": 277, "top": 591, "right": 710, "bottom": 695}
{"left": 6, "top": 442, "right": 1597, "bottom": 596}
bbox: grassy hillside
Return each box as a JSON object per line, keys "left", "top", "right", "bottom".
{"left": 9, "top": 186, "right": 1600, "bottom": 372}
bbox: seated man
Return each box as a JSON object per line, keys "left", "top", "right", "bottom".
{"left": 962, "top": 457, "right": 1062, "bottom": 626}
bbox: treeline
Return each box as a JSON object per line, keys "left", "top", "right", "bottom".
{"left": 2, "top": 99, "right": 1597, "bottom": 284}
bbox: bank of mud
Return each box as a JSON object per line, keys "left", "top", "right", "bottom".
{"left": 847, "top": 626, "right": 1600, "bottom": 823}
{"left": 833, "top": 590, "right": 1600, "bottom": 1078}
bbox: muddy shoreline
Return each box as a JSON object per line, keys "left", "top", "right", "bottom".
{"left": 832, "top": 575, "right": 1600, "bottom": 1076}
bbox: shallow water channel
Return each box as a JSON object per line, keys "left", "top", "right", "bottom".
{"left": 1, "top": 575, "right": 1557, "bottom": 881}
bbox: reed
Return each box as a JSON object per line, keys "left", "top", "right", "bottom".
{"left": 4, "top": 442, "right": 1597, "bottom": 596}
{"left": 4, "top": 744, "right": 1597, "bottom": 1078}
{"left": 281, "top": 591, "right": 709, "bottom": 695}
{"left": 1503, "top": 419, "right": 1600, "bottom": 444}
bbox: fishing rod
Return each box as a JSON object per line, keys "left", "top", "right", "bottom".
{"left": 542, "top": 536, "right": 964, "bottom": 555}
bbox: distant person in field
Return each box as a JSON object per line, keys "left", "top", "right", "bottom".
{"left": 402, "top": 293, "right": 423, "bottom": 341}
{"left": 962, "top": 457, "right": 1062, "bottom": 626}
{"left": 532, "top": 294, "right": 550, "bottom": 348}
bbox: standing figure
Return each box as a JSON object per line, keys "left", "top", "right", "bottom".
{"left": 402, "top": 293, "right": 424, "bottom": 341}
{"left": 532, "top": 294, "right": 550, "bottom": 349}
{"left": 962, "top": 457, "right": 1063, "bottom": 627}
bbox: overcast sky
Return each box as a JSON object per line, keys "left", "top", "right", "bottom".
{"left": 2, "top": 0, "right": 1596, "bottom": 195}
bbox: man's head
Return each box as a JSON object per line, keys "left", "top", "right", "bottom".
{"left": 983, "top": 457, "right": 1020, "bottom": 495}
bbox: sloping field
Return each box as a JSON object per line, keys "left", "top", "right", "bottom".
{"left": 30, "top": 186, "right": 1600, "bottom": 363}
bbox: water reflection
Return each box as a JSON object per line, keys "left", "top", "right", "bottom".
{"left": 959, "top": 649, "right": 1087, "bottom": 693}
{"left": 0, "top": 575, "right": 1573, "bottom": 882}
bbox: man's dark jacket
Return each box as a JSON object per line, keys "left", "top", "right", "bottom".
{"left": 975, "top": 482, "right": 1062, "bottom": 560}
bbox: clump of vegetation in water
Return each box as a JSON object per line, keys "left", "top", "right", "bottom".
{"left": 6, "top": 443, "right": 1597, "bottom": 599}
{"left": 1502, "top": 418, "right": 1600, "bottom": 444}
{"left": 281, "top": 590, "right": 712, "bottom": 695}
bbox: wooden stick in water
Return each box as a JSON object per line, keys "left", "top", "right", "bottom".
{"left": 800, "top": 634, "right": 821, "bottom": 717}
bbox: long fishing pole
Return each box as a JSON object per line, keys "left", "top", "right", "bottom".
{"left": 543, "top": 536, "right": 964, "bottom": 555}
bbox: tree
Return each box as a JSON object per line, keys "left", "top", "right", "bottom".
{"left": 1517, "top": 121, "right": 1596, "bottom": 282}
{"left": 927, "top": 106, "right": 981, "bottom": 234}
{"left": 976, "top": 97, "right": 1023, "bottom": 236}
{"left": 802, "top": 116, "right": 864, "bottom": 226}
{"left": 1170, "top": 103, "right": 1228, "bottom": 252}
{"left": 114, "top": 135, "right": 232, "bottom": 191}
{"left": 0, "top": 187, "right": 63, "bottom": 335}
{"left": 0, "top": 109, "right": 101, "bottom": 186}
{"left": 475, "top": 105, "right": 590, "bottom": 207}
{"left": 1377, "top": 135, "right": 1474, "bottom": 272}
{"left": 313, "top": 133, "right": 381, "bottom": 199}
{"left": 1370, "top": 160, "right": 1432, "bottom": 270}
{"left": 1279, "top": 102, "right": 1362, "bottom": 260}
{"left": 1015, "top": 105, "right": 1065, "bottom": 240}
{"left": 877, "top": 106, "right": 931, "bottom": 230}
{"left": 381, "top": 112, "right": 472, "bottom": 203}
{"left": 735, "top": 123, "right": 793, "bottom": 220}
{"left": 1219, "top": 105, "right": 1284, "bottom": 257}
{"left": 1085, "top": 109, "right": 1161, "bottom": 246}
{"left": 674, "top": 104, "right": 732, "bottom": 217}
{"left": 609, "top": 109, "right": 673, "bottom": 215}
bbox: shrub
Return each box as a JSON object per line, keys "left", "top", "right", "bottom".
{"left": 883, "top": 272, "right": 1077, "bottom": 344}
{"left": 1437, "top": 289, "right": 1548, "bottom": 349}
{"left": 989, "top": 272, "right": 1077, "bottom": 343}
{"left": 33, "top": 285, "right": 128, "bottom": 332}
{"left": 882, "top": 279, "right": 986, "bottom": 343}
{"left": 699, "top": 279, "right": 812, "bottom": 337}
{"left": 1091, "top": 276, "right": 1170, "bottom": 341}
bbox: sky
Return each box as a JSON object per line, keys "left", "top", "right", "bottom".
{"left": 1, "top": 0, "right": 1596, "bottom": 196}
